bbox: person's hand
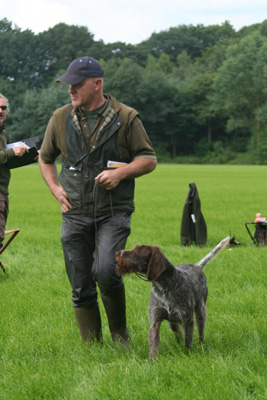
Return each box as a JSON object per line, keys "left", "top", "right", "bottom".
{"left": 95, "top": 159, "right": 157, "bottom": 190}
{"left": 13, "top": 145, "right": 29, "bottom": 157}
{"left": 52, "top": 186, "right": 72, "bottom": 212}
{"left": 95, "top": 169, "right": 122, "bottom": 190}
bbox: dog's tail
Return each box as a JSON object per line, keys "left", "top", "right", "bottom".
{"left": 195, "top": 236, "right": 230, "bottom": 269}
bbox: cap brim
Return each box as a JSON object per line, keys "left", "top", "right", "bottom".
{"left": 56, "top": 74, "right": 86, "bottom": 84}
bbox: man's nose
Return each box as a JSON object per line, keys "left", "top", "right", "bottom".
{"left": 69, "top": 85, "right": 76, "bottom": 93}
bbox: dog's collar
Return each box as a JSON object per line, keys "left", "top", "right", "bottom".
{"left": 134, "top": 272, "right": 149, "bottom": 282}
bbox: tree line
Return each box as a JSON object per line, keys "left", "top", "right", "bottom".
{"left": 1, "top": 17, "right": 267, "bottom": 163}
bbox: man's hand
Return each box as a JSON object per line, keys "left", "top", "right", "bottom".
{"left": 13, "top": 145, "right": 29, "bottom": 157}
{"left": 39, "top": 159, "right": 72, "bottom": 212}
{"left": 52, "top": 186, "right": 72, "bottom": 212}
{"left": 95, "top": 158, "right": 157, "bottom": 190}
{"left": 95, "top": 169, "right": 121, "bottom": 190}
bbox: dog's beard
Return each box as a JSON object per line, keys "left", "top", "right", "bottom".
{"left": 115, "top": 256, "right": 146, "bottom": 275}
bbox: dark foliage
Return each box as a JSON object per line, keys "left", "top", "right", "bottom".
{"left": 1, "top": 17, "right": 267, "bottom": 163}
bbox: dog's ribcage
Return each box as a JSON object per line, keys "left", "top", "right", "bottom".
{"left": 150, "top": 286, "right": 187, "bottom": 322}
{"left": 149, "top": 264, "right": 207, "bottom": 324}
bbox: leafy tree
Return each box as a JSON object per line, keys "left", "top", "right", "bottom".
{"left": 196, "top": 38, "right": 238, "bottom": 73}
{"left": 145, "top": 53, "right": 174, "bottom": 74}
{"left": 237, "top": 23, "right": 262, "bottom": 38}
{"left": 2, "top": 17, "right": 267, "bottom": 162}
{"left": 0, "top": 22, "right": 38, "bottom": 87}
{"left": 137, "top": 22, "right": 236, "bottom": 62}
{"left": 145, "top": 54, "right": 158, "bottom": 73}
{"left": 10, "top": 84, "right": 70, "bottom": 140}
{"left": 173, "top": 50, "right": 197, "bottom": 82}
{"left": 0, "top": 18, "right": 13, "bottom": 32}
{"left": 93, "top": 41, "right": 140, "bottom": 61}
{"left": 213, "top": 32, "right": 267, "bottom": 142}
{"left": 186, "top": 73, "right": 220, "bottom": 143}
{"left": 157, "top": 53, "right": 174, "bottom": 74}
{"left": 259, "top": 19, "right": 267, "bottom": 37}
{"left": 101, "top": 58, "right": 144, "bottom": 108}
{"left": 35, "top": 23, "right": 95, "bottom": 87}
{"left": 135, "top": 69, "right": 192, "bottom": 157}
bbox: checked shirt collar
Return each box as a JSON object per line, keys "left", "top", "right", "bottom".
{"left": 70, "top": 95, "right": 117, "bottom": 138}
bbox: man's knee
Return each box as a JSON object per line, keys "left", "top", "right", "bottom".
{"left": 97, "top": 269, "right": 124, "bottom": 297}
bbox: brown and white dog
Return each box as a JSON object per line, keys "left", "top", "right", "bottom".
{"left": 116, "top": 237, "right": 230, "bottom": 360}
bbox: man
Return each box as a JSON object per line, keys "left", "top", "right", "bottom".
{"left": 39, "top": 56, "right": 157, "bottom": 344}
{"left": 0, "top": 94, "right": 29, "bottom": 248}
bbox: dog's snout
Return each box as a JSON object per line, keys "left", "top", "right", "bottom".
{"left": 115, "top": 249, "right": 124, "bottom": 258}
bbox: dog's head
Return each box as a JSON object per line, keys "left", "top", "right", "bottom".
{"left": 115, "top": 245, "right": 167, "bottom": 281}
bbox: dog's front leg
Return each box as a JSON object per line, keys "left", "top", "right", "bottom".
{"left": 169, "top": 322, "right": 183, "bottom": 342}
{"left": 149, "top": 320, "right": 161, "bottom": 361}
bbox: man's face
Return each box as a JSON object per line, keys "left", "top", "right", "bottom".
{"left": 0, "top": 98, "right": 8, "bottom": 126}
{"left": 68, "top": 77, "right": 100, "bottom": 110}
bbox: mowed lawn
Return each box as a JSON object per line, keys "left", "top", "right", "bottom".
{"left": 0, "top": 163, "right": 266, "bottom": 400}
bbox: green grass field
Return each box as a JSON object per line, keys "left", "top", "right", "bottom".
{"left": 0, "top": 163, "right": 266, "bottom": 399}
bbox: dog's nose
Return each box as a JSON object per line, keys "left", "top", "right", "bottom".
{"left": 115, "top": 250, "right": 123, "bottom": 258}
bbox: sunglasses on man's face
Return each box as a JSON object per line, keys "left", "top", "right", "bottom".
{"left": 0, "top": 106, "right": 7, "bottom": 110}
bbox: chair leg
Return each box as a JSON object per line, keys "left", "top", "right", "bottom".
{"left": 0, "top": 229, "right": 20, "bottom": 255}
{"left": 0, "top": 229, "right": 20, "bottom": 274}
{"left": 0, "top": 260, "right": 5, "bottom": 273}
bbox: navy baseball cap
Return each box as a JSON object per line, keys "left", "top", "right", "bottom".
{"left": 56, "top": 56, "right": 104, "bottom": 84}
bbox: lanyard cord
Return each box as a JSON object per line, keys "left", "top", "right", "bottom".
{"left": 92, "top": 178, "right": 100, "bottom": 254}
{"left": 92, "top": 179, "right": 121, "bottom": 267}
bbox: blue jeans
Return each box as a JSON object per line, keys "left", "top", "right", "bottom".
{"left": 61, "top": 210, "right": 131, "bottom": 307}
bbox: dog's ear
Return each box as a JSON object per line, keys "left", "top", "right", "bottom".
{"left": 147, "top": 247, "right": 167, "bottom": 281}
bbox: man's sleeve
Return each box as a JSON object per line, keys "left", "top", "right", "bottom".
{"left": 39, "top": 115, "right": 61, "bottom": 163}
{"left": 126, "top": 116, "right": 157, "bottom": 160}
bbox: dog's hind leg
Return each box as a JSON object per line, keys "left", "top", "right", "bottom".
{"left": 195, "top": 302, "right": 207, "bottom": 344}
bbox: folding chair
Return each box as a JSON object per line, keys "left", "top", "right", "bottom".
{"left": 245, "top": 221, "right": 267, "bottom": 245}
{"left": 0, "top": 229, "right": 20, "bottom": 273}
